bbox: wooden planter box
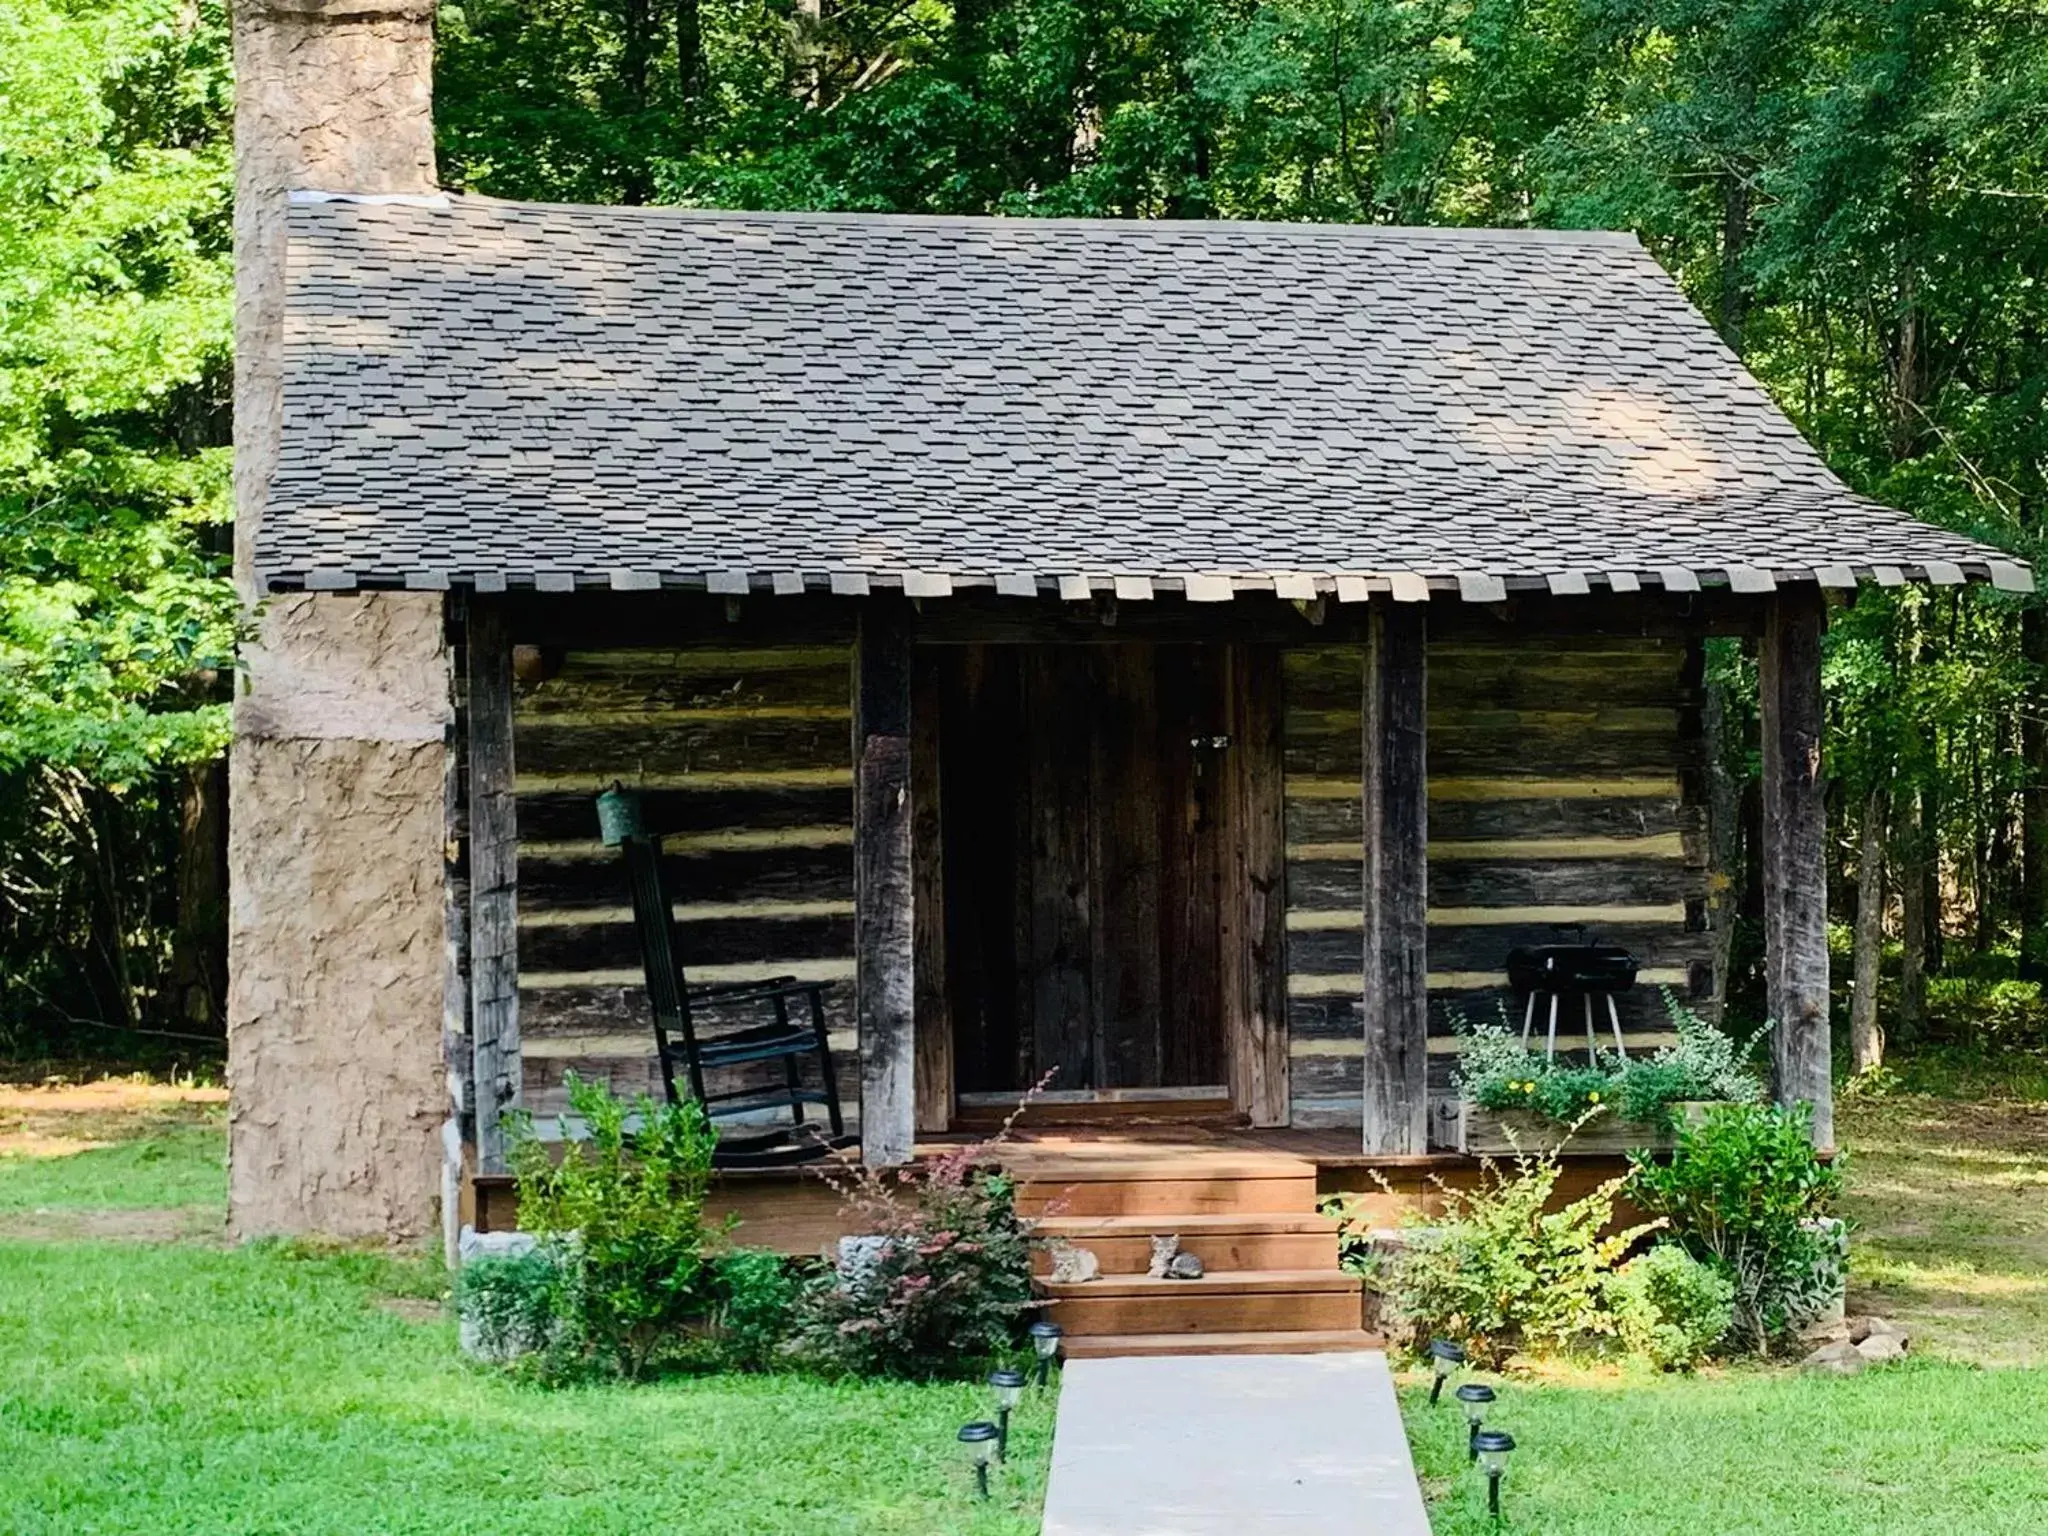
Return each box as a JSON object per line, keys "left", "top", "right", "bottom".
{"left": 1432, "top": 1100, "right": 1715, "bottom": 1157}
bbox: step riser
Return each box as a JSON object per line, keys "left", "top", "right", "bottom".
{"left": 1031, "top": 1232, "right": 1339, "bottom": 1275}
{"left": 1016, "top": 1176, "right": 1317, "bottom": 1218}
{"left": 1064, "top": 1331, "right": 1385, "bottom": 1360}
{"left": 1052, "top": 1288, "right": 1363, "bottom": 1336}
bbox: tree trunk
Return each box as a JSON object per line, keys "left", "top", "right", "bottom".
{"left": 676, "top": 0, "right": 705, "bottom": 107}
{"left": 2021, "top": 604, "right": 2048, "bottom": 978}
{"left": 619, "top": 0, "right": 654, "bottom": 201}
{"left": 168, "top": 758, "right": 228, "bottom": 1034}
{"left": 1899, "top": 791, "right": 1928, "bottom": 1042}
{"left": 1719, "top": 171, "right": 1751, "bottom": 349}
{"left": 1704, "top": 656, "right": 1743, "bottom": 1017}
{"left": 1921, "top": 783, "right": 1943, "bottom": 976}
{"left": 1850, "top": 783, "right": 1887, "bottom": 1076}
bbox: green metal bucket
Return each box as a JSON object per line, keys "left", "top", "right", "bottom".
{"left": 595, "top": 784, "right": 644, "bottom": 847}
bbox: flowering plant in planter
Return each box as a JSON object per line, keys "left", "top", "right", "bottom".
{"left": 1452, "top": 992, "right": 1767, "bottom": 1146}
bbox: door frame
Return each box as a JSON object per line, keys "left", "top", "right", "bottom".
{"left": 909, "top": 638, "right": 1290, "bottom": 1131}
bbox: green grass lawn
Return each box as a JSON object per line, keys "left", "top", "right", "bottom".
{"left": 1399, "top": 1082, "right": 2048, "bottom": 1534}
{"left": 0, "top": 1086, "right": 1049, "bottom": 1535}
{"left": 3, "top": 1068, "right": 2043, "bottom": 1533}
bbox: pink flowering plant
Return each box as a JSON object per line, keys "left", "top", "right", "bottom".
{"left": 791, "top": 1107, "right": 1041, "bottom": 1379}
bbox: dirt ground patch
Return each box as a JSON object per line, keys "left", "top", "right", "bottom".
{"left": 0, "top": 1205, "right": 223, "bottom": 1243}
{"left": 0, "top": 1075, "right": 224, "bottom": 1158}
{"left": 1840, "top": 1093, "right": 2048, "bottom": 1367}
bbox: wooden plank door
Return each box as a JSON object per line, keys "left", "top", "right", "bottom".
{"left": 936, "top": 642, "right": 1281, "bottom": 1108}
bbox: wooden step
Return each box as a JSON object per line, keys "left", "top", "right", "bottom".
{"left": 1044, "top": 1269, "right": 1365, "bottom": 1336}
{"left": 1011, "top": 1160, "right": 1319, "bottom": 1218}
{"left": 1063, "top": 1328, "right": 1384, "bottom": 1360}
{"left": 1016, "top": 1177, "right": 1317, "bottom": 1218}
{"left": 1028, "top": 1212, "right": 1342, "bottom": 1275}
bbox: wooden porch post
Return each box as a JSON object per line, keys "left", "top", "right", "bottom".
{"left": 1760, "top": 588, "right": 1833, "bottom": 1149}
{"left": 466, "top": 601, "right": 520, "bottom": 1174}
{"left": 856, "top": 600, "right": 917, "bottom": 1165}
{"left": 1225, "top": 645, "right": 1290, "bottom": 1126}
{"left": 911, "top": 651, "right": 953, "bottom": 1134}
{"left": 1361, "top": 606, "right": 1429, "bottom": 1155}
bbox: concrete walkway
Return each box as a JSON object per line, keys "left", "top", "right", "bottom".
{"left": 1040, "top": 1352, "right": 1432, "bottom": 1535}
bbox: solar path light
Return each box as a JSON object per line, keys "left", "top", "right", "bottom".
{"left": 1028, "top": 1320, "right": 1064, "bottom": 1386}
{"left": 1474, "top": 1429, "right": 1516, "bottom": 1521}
{"left": 958, "top": 1421, "right": 1000, "bottom": 1500}
{"left": 1455, "top": 1382, "right": 1497, "bottom": 1461}
{"left": 1426, "top": 1338, "right": 1467, "bottom": 1405}
{"left": 988, "top": 1368, "right": 1026, "bottom": 1461}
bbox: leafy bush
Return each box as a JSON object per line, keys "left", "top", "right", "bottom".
{"left": 1627, "top": 1102, "right": 1845, "bottom": 1354}
{"left": 791, "top": 1143, "right": 1035, "bottom": 1379}
{"left": 705, "top": 1248, "right": 800, "bottom": 1371}
{"left": 509, "top": 1072, "right": 726, "bottom": 1379}
{"left": 1455, "top": 992, "right": 1768, "bottom": 1131}
{"left": 1378, "top": 1148, "right": 1661, "bottom": 1368}
{"left": 1606, "top": 1243, "right": 1734, "bottom": 1370}
{"left": 454, "top": 1248, "right": 560, "bottom": 1363}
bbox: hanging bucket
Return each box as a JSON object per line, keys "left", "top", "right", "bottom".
{"left": 595, "top": 784, "right": 644, "bottom": 847}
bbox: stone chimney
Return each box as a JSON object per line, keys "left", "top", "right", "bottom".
{"left": 227, "top": 0, "right": 451, "bottom": 1244}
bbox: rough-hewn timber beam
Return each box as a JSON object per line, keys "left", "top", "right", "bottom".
{"left": 1361, "top": 606, "right": 1429, "bottom": 1154}
{"left": 910, "top": 651, "right": 953, "bottom": 1133}
{"left": 1227, "top": 645, "right": 1291, "bottom": 1126}
{"left": 467, "top": 602, "right": 520, "bottom": 1173}
{"left": 1760, "top": 589, "right": 1833, "bottom": 1149}
{"left": 856, "top": 601, "right": 916, "bottom": 1164}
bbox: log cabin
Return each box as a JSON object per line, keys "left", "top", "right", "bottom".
{"left": 233, "top": 194, "right": 2024, "bottom": 1353}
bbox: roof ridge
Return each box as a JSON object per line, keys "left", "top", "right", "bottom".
{"left": 293, "top": 192, "right": 1644, "bottom": 248}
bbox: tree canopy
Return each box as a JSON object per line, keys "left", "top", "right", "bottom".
{"left": 2, "top": 0, "right": 2044, "bottom": 1051}
{"left": 0, "top": 0, "right": 234, "bottom": 1040}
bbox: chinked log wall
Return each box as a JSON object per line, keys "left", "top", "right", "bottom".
{"left": 1286, "top": 632, "right": 1711, "bottom": 1129}
{"left": 512, "top": 644, "right": 861, "bottom": 1127}
{"left": 504, "top": 618, "right": 1708, "bottom": 1139}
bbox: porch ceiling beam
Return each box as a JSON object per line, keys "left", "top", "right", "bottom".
{"left": 1361, "top": 606, "right": 1430, "bottom": 1155}
{"left": 855, "top": 599, "right": 917, "bottom": 1165}
{"left": 1760, "top": 588, "right": 1832, "bottom": 1150}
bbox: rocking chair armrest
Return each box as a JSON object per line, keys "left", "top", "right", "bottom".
{"left": 684, "top": 977, "right": 832, "bottom": 1006}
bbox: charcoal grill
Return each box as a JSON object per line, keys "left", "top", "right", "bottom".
{"left": 1503, "top": 937, "right": 1639, "bottom": 1060}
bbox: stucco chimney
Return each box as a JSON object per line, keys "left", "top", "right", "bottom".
{"left": 228, "top": 0, "right": 451, "bottom": 1245}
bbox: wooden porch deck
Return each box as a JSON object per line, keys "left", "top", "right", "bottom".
{"left": 468, "top": 1124, "right": 1628, "bottom": 1356}
{"left": 470, "top": 1124, "right": 1631, "bottom": 1239}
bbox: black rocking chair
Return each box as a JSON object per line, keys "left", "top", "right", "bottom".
{"left": 597, "top": 787, "right": 853, "bottom": 1168}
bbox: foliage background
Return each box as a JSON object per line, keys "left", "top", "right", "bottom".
{"left": 0, "top": 0, "right": 235, "bottom": 1051}
{"left": 5, "top": 0, "right": 2046, "bottom": 1056}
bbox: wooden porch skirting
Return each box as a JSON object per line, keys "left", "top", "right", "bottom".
{"left": 465, "top": 1129, "right": 1636, "bottom": 1255}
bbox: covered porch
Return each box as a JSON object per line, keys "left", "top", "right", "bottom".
{"left": 456, "top": 576, "right": 1830, "bottom": 1213}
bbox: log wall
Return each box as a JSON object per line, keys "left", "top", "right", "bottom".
{"left": 1285, "top": 631, "right": 1711, "bottom": 1129}
{"left": 510, "top": 644, "right": 859, "bottom": 1126}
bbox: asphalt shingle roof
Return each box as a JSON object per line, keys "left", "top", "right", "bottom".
{"left": 260, "top": 193, "right": 2028, "bottom": 600}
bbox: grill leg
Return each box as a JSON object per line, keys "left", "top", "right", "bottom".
{"left": 1607, "top": 995, "right": 1628, "bottom": 1059}
{"left": 1544, "top": 992, "right": 1560, "bottom": 1060}
{"left": 1521, "top": 991, "right": 1537, "bottom": 1051}
{"left": 1584, "top": 993, "right": 1598, "bottom": 1060}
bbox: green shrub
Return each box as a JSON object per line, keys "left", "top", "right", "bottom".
{"left": 453, "top": 1248, "right": 560, "bottom": 1362}
{"left": 1627, "top": 1102, "right": 1845, "bottom": 1354}
{"left": 1379, "top": 1149, "right": 1661, "bottom": 1368}
{"left": 1606, "top": 1243, "right": 1734, "bottom": 1370}
{"left": 706, "top": 1248, "right": 799, "bottom": 1371}
{"left": 509, "top": 1072, "right": 725, "bottom": 1380}
{"left": 792, "top": 1144, "right": 1034, "bottom": 1379}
